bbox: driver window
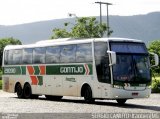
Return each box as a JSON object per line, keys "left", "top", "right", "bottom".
{"left": 95, "top": 42, "right": 110, "bottom": 83}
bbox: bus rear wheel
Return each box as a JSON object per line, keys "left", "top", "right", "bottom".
{"left": 84, "top": 86, "right": 95, "bottom": 103}
{"left": 23, "top": 83, "right": 32, "bottom": 99}
{"left": 116, "top": 99, "right": 127, "bottom": 105}
{"left": 16, "top": 83, "right": 24, "bottom": 98}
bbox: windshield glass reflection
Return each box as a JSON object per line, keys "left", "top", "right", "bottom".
{"left": 113, "top": 55, "right": 150, "bottom": 83}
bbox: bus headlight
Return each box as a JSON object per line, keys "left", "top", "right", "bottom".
{"left": 113, "top": 85, "right": 123, "bottom": 89}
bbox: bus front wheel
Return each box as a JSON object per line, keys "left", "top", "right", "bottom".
{"left": 84, "top": 86, "right": 95, "bottom": 103}
{"left": 16, "top": 83, "right": 24, "bottom": 98}
{"left": 116, "top": 99, "right": 127, "bottom": 105}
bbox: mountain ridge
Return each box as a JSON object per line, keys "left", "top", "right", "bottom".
{"left": 0, "top": 12, "right": 160, "bottom": 45}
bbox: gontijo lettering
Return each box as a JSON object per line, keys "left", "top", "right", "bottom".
{"left": 60, "top": 66, "right": 83, "bottom": 74}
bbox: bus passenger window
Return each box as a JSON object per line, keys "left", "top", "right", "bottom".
{"left": 33, "top": 47, "right": 46, "bottom": 64}
{"left": 22, "top": 48, "right": 33, "bottom": 64}
{"left": 95, "top": 43, "right": 107, "bottom": 60}
{"left": 76, "top": 43, "right": 92, "bottom": 62}
{"left": 46, "top": 46, "right": 60, "bottom": 63}
{"left": 8, "top": 50, "right": 13, "bottom": 65}
{"left": 4, "top": 50, "right": 9, "bottom": 65}
{"left": 60, "top": 45, "right": 76, "bottom": 63}
{"left": 12, "top": 49, "right": 22, "bottom": 64}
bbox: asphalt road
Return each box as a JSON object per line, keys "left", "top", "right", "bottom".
{"left": 0, "top": 90, "right": 160, "bottom": 119}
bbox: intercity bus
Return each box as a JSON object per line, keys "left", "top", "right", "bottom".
{"left": 2, "top": 38, "right": 159, "bottom": 104}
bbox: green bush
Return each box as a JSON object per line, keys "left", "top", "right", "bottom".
{"left": 0, "top": 68, "right": 1, "bottom": 89}
{"left": 0, "top": 67, "right": 2, "bottom": 80}
{"left": 152, "top": 77, "right": 160, "bottom": 93}
{"left": 0, "top": 80, "right": 2, "bottom": 90}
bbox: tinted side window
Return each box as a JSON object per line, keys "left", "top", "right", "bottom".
{"left": 4, "top": 50, "right": 9, "bottom": 65}
{"left": 22, "top": 48, "right": 33, "bottom": 64}
{"left": 12, "top": 49, "right": 22, "bottom": 64}
{"left": 95, "top": 42, "right": 107, "bottom": 60}
{"left": 76, "top": 43, "right": 92, "bottom": 62}
{"left": 8, "top": 50, "right": 13, "bottom": 65}
{"left": 60, "top": 45, "right": 76, "bottom": 63}
{"left": 33, "top": 47, "right": 46, "bottom": 64}
{"left": 95, "top": 42, "right": 110, "bottom": 83}
{"left": 46, "top": 46, "right": 60, "bottom": 63}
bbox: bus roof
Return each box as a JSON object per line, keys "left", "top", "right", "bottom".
{"left": 4, "top": 37, "right": 144, "bottom": 50}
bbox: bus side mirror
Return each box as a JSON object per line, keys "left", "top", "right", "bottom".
{"left": 149, "top": 52, "right": 159, "bottom": 67}
{"left": 107, "top": 51, "right": 116, "bottom": 66}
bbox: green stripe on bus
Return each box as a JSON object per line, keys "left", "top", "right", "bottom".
{"left": 3, "top": 64, "right": 93, "bottom": 75}
{"left": 21, "top": 66, "right": 26, "bottom": 75}
{"left": 46, "top": 64, "right": 92, "bottom": 75}
{"left": 88, "top": 64, "right": 93, "bottom": 75}
{"left": 37, "top": 76, "right": 43, "bottom": 85}
{"left": 3, "top": 66, "right": 26, "bottom": 75}
{"left": 34, "top": 66, "right": 40, "bottom": 75}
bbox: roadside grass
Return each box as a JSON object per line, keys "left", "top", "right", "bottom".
{"left": 0, "top": 69, "right": 2, "bottom": 89}
{"left": 0, "top": 79, "right": 2, "bottom": 90}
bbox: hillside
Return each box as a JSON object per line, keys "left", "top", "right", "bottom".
{"left": 0, "top": 12, "right": 160, "bottom": 45}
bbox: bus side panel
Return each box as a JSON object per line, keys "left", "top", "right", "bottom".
{"left": 29, "top": 76, "right": 49, "bottom": 95}
{"left": 2, "top": 76, "right": 12, "bottom": 92}
{"left": 47, "top": 75, "right": 63, "bottom": 96}
{"left": 2, "top": 75, "right": 26, "bottom": 93}
{"left": 63, "top": 75, "right": 78, "bottom": 96}
{"left": 31, "top": 75, "right": 63, "bottom": 96}
{"left": 91, "top": 63, "right": 102, "bottom": 99}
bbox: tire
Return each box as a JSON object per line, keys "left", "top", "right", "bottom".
{"left": 116, "top": 99, "right": 127, "bottom": 105}
{"left": 16, "top": 83, "right": 24, "bottom": 98}
{"left": 45, "top": 95, "right": 63, "bottom": 101}
{"left": 84, "top": 86, "right": 95, "bottom": 103}
{"left": 23, "top": 83, "right": 32, "bottom": 99}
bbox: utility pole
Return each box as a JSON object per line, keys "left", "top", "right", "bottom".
{"left": 95, "top": 2, "right": 102, "bottom": 26}
{"left": 95, "top": 1, "right": 112, "bottom": 37}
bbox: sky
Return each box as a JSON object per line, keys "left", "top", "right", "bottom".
{"left": 0, "top": 0, "right": 160, "bottom": 25}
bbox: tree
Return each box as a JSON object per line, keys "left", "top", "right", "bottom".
{"left": 148, "top": 40, "right": 160, "bottom": 74}
{"left": 0, "top": 37, "right": 22, "bottom": 67}
{"left": 51, "top": 28, "right": 71, "bottom": 39}
{"left": 51, "top": 17, "right": 113, "bottom": 39}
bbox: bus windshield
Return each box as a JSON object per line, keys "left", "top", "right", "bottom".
{"left": 112, "top": 55, "right": 150, "bottom": 83}
{"left": 110, "top": 42, "right": 151, "bottom": 83}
